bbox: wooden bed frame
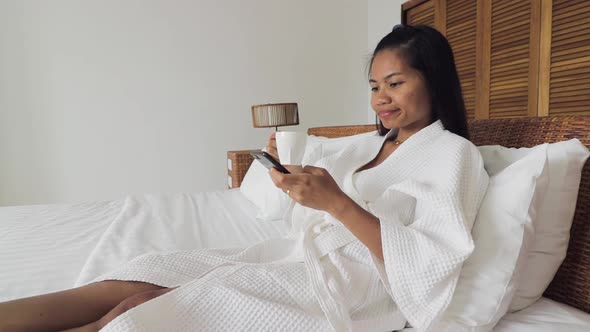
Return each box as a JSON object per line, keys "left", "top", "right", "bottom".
{"left": 227, "top": 115, "right": 590, "bottom": 314}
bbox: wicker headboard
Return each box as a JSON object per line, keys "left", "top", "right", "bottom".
{"left": 308, "top": 115, "right": 590, "bottom": 314}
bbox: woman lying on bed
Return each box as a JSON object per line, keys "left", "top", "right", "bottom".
{"left": 0, "top": 25, "right": 489, "bottom": 332}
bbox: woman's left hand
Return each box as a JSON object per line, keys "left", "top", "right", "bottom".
{"left": 269, "top": 166, "right": 348, "bottom": 215}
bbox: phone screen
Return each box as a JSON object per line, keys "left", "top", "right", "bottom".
{"left": 250, "top": 151, "right": 290, "bottom": 174}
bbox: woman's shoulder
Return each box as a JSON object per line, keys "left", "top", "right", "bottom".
{"left": 440, "top": 130, "right": 480, "bottom": 154}
{"left": 432, "top": 130, "right": 486, "bottom": 173}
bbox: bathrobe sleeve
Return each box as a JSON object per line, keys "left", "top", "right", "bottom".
{"left": 369, "top": 140, "right": 489, "bottom": 332}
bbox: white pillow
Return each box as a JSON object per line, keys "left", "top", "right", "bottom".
{"left": 306, "top": 130, "right": 378, "bottom": 159}
{"left": 441, "top": 139, "right": 589, "bottom": 331}
{"left": 479, "top": 139, "right": 590, "bottom": 311}
{"left": 239, "top": 130, "right": 378, "bottom": 221}
{"left": 438, "top": 144, "right": 549, "bottom": 331}
{"left": 240, "top": 154, "right": 291, "bottom": 221}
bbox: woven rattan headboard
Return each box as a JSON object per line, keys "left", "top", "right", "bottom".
{"left": 308, "top": 115, "right": 590, "bottom": 314}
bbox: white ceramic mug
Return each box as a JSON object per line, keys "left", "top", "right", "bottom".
{"left": 275, "top": 131, "right": 307, "bottom": 165}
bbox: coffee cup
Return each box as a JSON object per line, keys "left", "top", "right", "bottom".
{"left": 275, "top": 131, "right": 307, "bottom": 165}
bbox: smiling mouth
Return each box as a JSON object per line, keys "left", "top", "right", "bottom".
{"left": 378, "top": 109, "right": 400, "bottom": 118}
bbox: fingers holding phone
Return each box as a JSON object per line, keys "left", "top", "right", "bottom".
{"left": 269, "top": 165, "right": 347, "bottom": 214}
{"left": 268, "top": 167, "right": 297, "bottom": 196}
{"left": 250, "top": 150, "right": 290, "bottom": 174}
{"left": 284, "top": 165, "right": 303, "bottom": 174}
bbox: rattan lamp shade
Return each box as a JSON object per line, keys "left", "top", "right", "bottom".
{"left": 251, "top": 103, "right": 299, "bottom": 129}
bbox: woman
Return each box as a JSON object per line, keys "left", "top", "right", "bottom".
{"left": 0, "top": 25, "right": 488, "bottom": 332}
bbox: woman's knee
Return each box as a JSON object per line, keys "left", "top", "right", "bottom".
{"left": 95, "top": 287, "right": 174, "bottom": 328}
{"left": 94, "top": 280, "right": 165, "bottom": 294}
{"left": 122, "top": 289, "right": 167, "bottom": 309}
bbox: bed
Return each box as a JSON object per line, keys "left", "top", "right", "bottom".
{"left": 2, "top": 116, "right": 590, "bottom": 331}
{"left": 0, "top": 190, "right": 288, "bottom": 301}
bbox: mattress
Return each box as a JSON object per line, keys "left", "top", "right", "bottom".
{"left": 399, "top": 297, "right": 590, "bottom": 331}
{"left": 0, "top": 189, "right": 288, "bottom": 301}
{"left": 492, "top": 297, "right": 590, "bottom": 332}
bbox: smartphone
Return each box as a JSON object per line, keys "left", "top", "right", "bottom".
{"left": 250, "top": 150, "right": 290, "bottom": 174}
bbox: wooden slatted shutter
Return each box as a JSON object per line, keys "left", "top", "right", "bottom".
{"left": 446, "top": 0, "right": 478, "bottom": 119}
{"left": 545, "top": 0, "right": 590, "bottom": 116}
{"left": 488, "top": 0, "right": 541, "bottom": 118}
{"left": 405, "top": 0, "right": 436, "bottom": 27}
{"left": 402, "top": 0, "right": 590, "bottom": 119}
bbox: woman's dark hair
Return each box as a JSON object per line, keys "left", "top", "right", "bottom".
{"left": 370, "top": 24, "right": 469, "bottom": 139}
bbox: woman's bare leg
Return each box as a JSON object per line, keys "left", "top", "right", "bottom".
{"left": 67, "top": 287, "right": 176, "bottom": 332}
{"left": 0, "top": 280, "right": 164, "bottom": 332}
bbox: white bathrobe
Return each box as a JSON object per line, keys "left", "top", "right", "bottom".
{"left": 93, "top": 120, "right": 489, "bottom": 332}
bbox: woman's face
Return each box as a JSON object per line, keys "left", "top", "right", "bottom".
{"left": 369, "top": 49, "right": 432, "bottom": 134}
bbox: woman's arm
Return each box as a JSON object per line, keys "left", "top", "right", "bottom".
{"left": 269, "top": 166, "right": 384, "bottom": 260}
{"left": 328, "top": 194, "right": 383, "bottom": 260}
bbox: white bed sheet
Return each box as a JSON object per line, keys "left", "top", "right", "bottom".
{"left": 0, "top": 189, "right": 288, "bottom": 301}
{"left": 0, "top": 200, "right": 123, "bottom": 301}
{"left": 75, "top": 189, "right": 289, "bottom": 286}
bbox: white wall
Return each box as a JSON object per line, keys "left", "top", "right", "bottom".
{"left": 0, "top": 0, "right": 370, "bottom": 206}
{"left": 367, "top": 0, "right": 404, "bottom": 122}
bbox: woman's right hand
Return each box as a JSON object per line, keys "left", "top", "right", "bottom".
{"left": 266, "top": 132, "right": 279, "bottom": 161}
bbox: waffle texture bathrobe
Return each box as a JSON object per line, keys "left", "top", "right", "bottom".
{"left": 92, "top": 120, "right": 489, "bottom": 332}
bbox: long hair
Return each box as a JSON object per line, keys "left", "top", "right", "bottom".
{"left": 370, "top": 24, "right": 469, "bottom": 139}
